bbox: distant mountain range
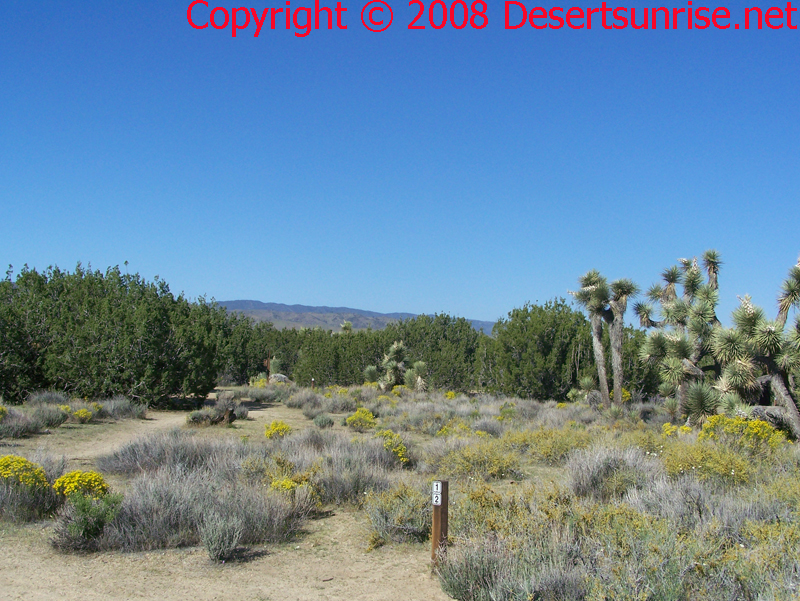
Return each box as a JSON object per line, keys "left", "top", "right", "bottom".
{"left": 219, "top": 300, "right": 495, "bottom": 333}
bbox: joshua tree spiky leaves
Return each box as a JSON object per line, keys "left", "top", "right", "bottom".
{"left": 571, "top": 270, "right": 638, "bottom": 407}
{"left": 637, "top": 251, "right": 800, "bottom": 436}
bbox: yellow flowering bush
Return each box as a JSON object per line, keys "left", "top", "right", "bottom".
{"left": 436, "top": 418, "right": 473, "bottom": 438}
{"left": 0, "top": 455, "right": 48, "bottom": 489}
{"left": 376, "top": 429, "right": 409, "bottom": 464}
{"left": 270, "top": 476, "right": 299, "bottom": 492}
{"left": 662, "top": 422, "right": 678, "bottom": 438}
{"left": 439, "top": 439, "right": 521, "bottom": 480}
{"left": 610, "top": 387, "right": 632, "bottom": 403}
{"left": 59, "top": 404, "right": 71, "bottom": 413}
{"left": 346, "top": 408, "right": 376, "bottom": 432}
{"left": 502, "top": 426, "right": 593, "bottom": 465}
{"left": 73, "top": 409, "right": 93, "bottom": 423}
{"left": 264, "top": 420, "right": 292, "bottom": 439}
{"left": 698, "top": 414, "right": 786, "bottom": 457}
{"left": 661, "top": 439, "right": 751, "bottom": 484}
{"left": 0, "top": 406, "right": 7, "bottom": 422}
{"left": 391, "top": 385, "right": 407, "bottom": 397}
{"left": 497, "top": 401, "right": 517, "bottom": 421}
{"left": 53, "top": 470, "right": 109, "bottom": 498}
{"left": 445, "top": 391, "right": 457, "bottom": 400}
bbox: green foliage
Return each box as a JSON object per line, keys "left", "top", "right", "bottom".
{"left": 661, "top": 438, "right": 752, "bottom": 484}
{"left": 501, "top": 426, "right": 594, "bottom": 465}
{"left": 386, "top": 314, "right": 480, "bottom": 391}
{"left": 479, "top": 299, "right": 593, "bottom": 400}
{"left": 698, "top": 414, "right": 786, "bottom": 457}
{"left": 0, "top": 265, "right": 227, "bottom": 404}
{"left": 363, "top": 365, "right": 379, "bottom": 383}
{"left": 313, "top": 413, "right": 334, "bottom": 429}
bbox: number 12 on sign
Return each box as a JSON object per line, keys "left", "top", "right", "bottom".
{"left": 432, "top": 480, "right": 442, "bottom": 506}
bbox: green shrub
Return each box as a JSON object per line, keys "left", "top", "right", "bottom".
{"left": 51, "top": 492, "right": 123, "bottom": 552}
{"left": 313, "top": 413, "right": 334, "bottom": 429}
{"left": 661, "top": 438, "right": 752, "bottom": 485}
{"left": 698, "top": 414, "right": 786, "bottom": 457}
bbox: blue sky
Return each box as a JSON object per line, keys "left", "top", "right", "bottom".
{"left": 1, "top": 1, "right": 798, "bottom": 325}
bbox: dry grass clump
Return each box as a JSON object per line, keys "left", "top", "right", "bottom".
{"left": 1, "top": 392, "right": 146, "bottom": 440}
{"left": 566, "top": 445, "right": 663, "bottom": 501}
{"left": 434, "top": 406, "right": 800, "bottom": 601}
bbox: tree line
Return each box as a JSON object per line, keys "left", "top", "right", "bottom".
{"left": 0, "top": 264, "right": 656, "bottom": 405}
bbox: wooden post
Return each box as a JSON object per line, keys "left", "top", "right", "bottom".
{"left": 431, "top": 480, "right": 448, "bottom": 565}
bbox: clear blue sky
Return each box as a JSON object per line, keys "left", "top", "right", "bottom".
{"left": 2, "top": 1, "right": 798, "bottom": 325}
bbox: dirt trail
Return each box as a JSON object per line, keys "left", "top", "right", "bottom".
{"left": 0, "top": 411, "right": 187, "bottom": 470}
{"left": 0, "top": 506, "right": 451, "bottom": 601}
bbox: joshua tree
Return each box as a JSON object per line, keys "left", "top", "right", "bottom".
{"left": 404, "top": 360, "right": 428, "bottom": 392}
{"left": 711, "top": 291, "right": 800, "bottom": 437}
{"left": 637, "top": 251, "right": 800, "bottom": 435}
{"left": 571, "top": 271, "right": 639, "bottom": 407}
{"left": 379, "top": 341, "right": 408, "bottom": 391}
{"left": 635, "top": 251, "right": 723, "bottom": 419}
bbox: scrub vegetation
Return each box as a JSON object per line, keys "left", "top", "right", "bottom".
{"left": 2, "top": 251, "right": 800, "bottom": 597}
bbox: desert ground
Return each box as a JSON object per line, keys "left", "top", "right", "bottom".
{"left": 0, "top": 405, "right": 452, "bottom": 601}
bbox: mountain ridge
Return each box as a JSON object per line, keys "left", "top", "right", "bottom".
{"left": 219, "top": 300, "right": 495, "bottom": 333}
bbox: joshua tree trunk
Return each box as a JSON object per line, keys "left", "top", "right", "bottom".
{"left": 589, "top": 314, "right": 611, "bottom": 407}
{"left": 768, "top": 373, "right": 800, "bottom": 440}
{"left": 608, "top": 310, "right": 624, "bottom": 406}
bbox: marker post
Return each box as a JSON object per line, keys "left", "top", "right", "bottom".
{"left": 431, "top": 480, "right": 448, "bottom": 565}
